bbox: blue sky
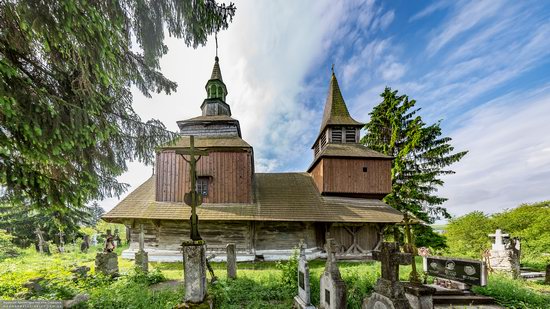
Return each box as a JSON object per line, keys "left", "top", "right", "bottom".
{"left": 101, "top": 0, "right": 550, "bottom": 220}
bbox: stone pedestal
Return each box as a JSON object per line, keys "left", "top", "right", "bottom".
{"left": 489, "top": 249, "right": 520, "bottom": 277}
{"left": 403, "top": 282, "right": 435, "bottom": 309}
{"left": 95, "top": 252, "right": 119, "bottom": 276}
{"left": 226, "top": 243, "right": 237, "bottom": 279}
{"left": 363, "top": 279, "right": 411, "bottom": 309}
{"left": 183, "top": 241, "right": 207, "bottom": 304}
{"left": 135, "top": 250, "right": 149, "bottom": 272}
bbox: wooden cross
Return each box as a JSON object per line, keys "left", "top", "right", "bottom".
{"left": 373, "top": 242, "right": 412, "bottom": 282}
{"left": 176, "top": 135, "right": 209, "bottom": 241}
{"left": 35, "top": 228, "right": 44, "bottom": 253}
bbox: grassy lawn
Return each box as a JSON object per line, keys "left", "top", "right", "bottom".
{"left": 1, "top": 245, "right": 549, "bottom": 308}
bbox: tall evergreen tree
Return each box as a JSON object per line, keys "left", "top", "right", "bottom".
{"left": 0, "top": 1, "right": 235, "bottom": 210}
{"left": 362, "top": 87, "right": 467, "bottom": 224}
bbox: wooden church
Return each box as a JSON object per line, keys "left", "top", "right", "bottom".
{"left": 103, "top": 57, "right": 403, "bottom": 261}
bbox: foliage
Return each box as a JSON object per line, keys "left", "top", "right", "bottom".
{"left": 445, "top": 202, "right": 550, "bottom": 266}
{"left": 445, "top": 211, "right": 493, "bottom": 259}
{"left": 0, "top": 0, "right": 236, "bottom": 212}
{"left": 86, "top": 202, "right": 105, "bottom": 227}
{"left": 275, "top": 249, "right": 298, "bottom": 289}
{"left": 473, "top": 274, "right": 550, "bottom": 309}
{"left": 0, "top": 229, "right": 19, "bottom": 261}
{"left": 127, "top": 267, "right": 166, "bottom": 286}
{"left": 362, "top": 87, "right": 467, "bottom": 223}
{"left": 413, "top": 224, "right": 447, "bottom": 250}
{"left": 0, "top": 202, "right": 91, "bottom": 247}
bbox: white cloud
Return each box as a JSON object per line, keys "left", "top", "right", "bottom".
{"left": 439, "top": 87, "right": 550, "bottom": 217}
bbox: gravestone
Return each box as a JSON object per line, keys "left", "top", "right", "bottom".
{"left": 182, "top": 240, "right": 208, "bottom": 303}
{"left": 113, "top": 229, "right": 122, "bottom": 247}
{"left": 293, "top": 241, "right": 316, "bottom": 309}
{"left": 488, "top": 229, "right": 520, "bottom": 277}
{"left": 81, "top": 235, "right": 90, "bottom": 253}
{"left": 95, "top": 251, "right": 119, "bottom": 276}
{"left": 35, "top": 228, "right": 46, "bottom": 254}
{"left": 57, "top": 230, "right": 65, "bottom": 253}
{"left": 226, "top": 243, "right": 237, "bottom": 279}
{"left": 320, "top": 238, "right": 346, "bottom": 309}
{"left": 135, "top": 224, "right": 148, "bottom": 272}
{"left": 91, "top": 234, "right": 98, "bottom": 246}
{"left": 363, "top": 242, "right": 413, "bottom": 309}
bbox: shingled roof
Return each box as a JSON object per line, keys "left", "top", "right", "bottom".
{"left": 103, "top": 173, "right": 403, "bottom": 223}
{"left": 210, "top": 56, "right": 223, "bottom": 81}
{"left": 319, "top": 73, "right": 363, "bottom": 133}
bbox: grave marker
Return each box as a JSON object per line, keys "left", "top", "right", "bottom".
{"left": 294, "top": 241, "right": 316, "bottom": 309}
{"left": 423, "top": 256, "right": 487, "bottom": 287}
{"left": 363, "top": 242, "right": 412, "bottom": 309}
{"left": 319, "top": 238, "right": 346, "bottom": 309}
{"left": 488, "top": 229, "right": 520, "bottom": 277}
{"left": 95, "top": 234, "right": 119, "bottom": 276}
{"left": 226, "top": 243, "right": 237, "bottom": 279}
{"left": 135, "top": 224, "right": 148, "bottom": 272}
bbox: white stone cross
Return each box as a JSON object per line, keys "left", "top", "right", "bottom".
{"left": 489, "top": 229, "right": 509, "bottom": 251}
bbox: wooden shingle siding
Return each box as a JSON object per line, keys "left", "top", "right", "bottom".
{"left": 322, "top": 158, "right": 391, "bottom": 194}
{"left": 155, "top": 150, "right": 253, "bottom": 203}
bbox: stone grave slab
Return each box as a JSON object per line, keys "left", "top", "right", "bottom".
{"left": 226, "top": 243, "right": 237, "bottom": 279}
{"left": 95, "top": 252, "right": 119, "bottom": 276}
{"left": 320, "top": 239, "right": 346, "bottom": 309}
{"left": 182, "top": 240, "right": 208, "bottom": 304}
{"left": 294, "top": 241, "right": 316, "bottom": 309}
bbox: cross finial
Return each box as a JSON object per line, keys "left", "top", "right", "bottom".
{"left": 331, "top": 63, "right": 335, "bottom": 75}
{"left": 215, "top": 32, "right": 219, "bottom": 58}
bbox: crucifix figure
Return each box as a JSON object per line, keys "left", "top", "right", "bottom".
{"left": 176, "top": 135, "right": 209, "bottom": 241}
{"left": 489, "top": 229, "right": 509, "bottom": 251}
{"left": 373, "top": 242, "right": 412, "bottom": 283}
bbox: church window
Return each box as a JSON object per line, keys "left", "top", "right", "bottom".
{"left": 331, "top": 127, "right": 342, "bottom": 143}
{"left": 209, "top": 85, "right": 216, "bottom": 98}
{"left": 196, "top": 177, "right": 209, "bottom": 196}
{"left": 217, "top": 85, "right": 223, "bottom": 98}
{"left": 345, "top": 127, "right": 356, "bottom": 143}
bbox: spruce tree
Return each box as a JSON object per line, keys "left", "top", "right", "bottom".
{"left": 0, "top": 1, "right": 235, "bottom": 211}
{"left": 362, "top": 87, "right": 467, "bottom": 224}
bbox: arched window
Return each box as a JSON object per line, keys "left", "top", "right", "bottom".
{"left": 217, "top": 86, "right": 223, "bottom": 99}
{"left": 209, "top": 85, "right": 216, "bottom": 98}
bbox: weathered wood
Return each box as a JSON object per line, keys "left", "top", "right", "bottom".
{"left": 156, "top": 150, "right": 253, "bottom": 203}
{"left": 311, "top": 157, "right": 391, "bottom": 196}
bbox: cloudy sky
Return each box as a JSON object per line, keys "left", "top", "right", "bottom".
{"left": 101, "top": 0, "right": 550, "bottom": 220}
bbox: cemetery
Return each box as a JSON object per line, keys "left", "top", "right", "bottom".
{"left": 1, "top": 1, "right": 550, "bottom": 309}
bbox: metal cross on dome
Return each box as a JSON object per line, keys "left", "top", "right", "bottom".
{"left": 176, "top": 135, "right": 209, "bottom": 241}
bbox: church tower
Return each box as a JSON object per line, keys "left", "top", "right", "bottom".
{"left": 155, "top": 57, "right": 254, "bottom": 204}
{"left": 308, "top": 70, "right": 392, "bottom": 199}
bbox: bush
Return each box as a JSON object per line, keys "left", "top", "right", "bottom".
{"left": 473, "top": 274, "right": 550, "bottom": 309}
{"left": 127, "top": 267, "right": 166, "bottom": 286}
{"left": 0, "top": 229, "right": 20, "bottom": 261}
{"left": 275, "top": 249, "right": 298, "bottom": 289}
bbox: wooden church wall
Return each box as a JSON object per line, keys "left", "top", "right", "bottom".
{"left": 155, "top": 150, "right": 253, "bottom": 203}
{"left": 328, "top": 223, "right": 379, "bottom": 254}
{"left": 320, "top": 158, "right": 391, "bottom": 195}
{"left": 254, "top": 221, "right": 317, "bottom": 251}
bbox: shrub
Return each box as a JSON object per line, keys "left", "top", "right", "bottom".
{"left": 275, "top": 249, "right": 298, "bottom": 289}
{"left": 0, "top": 229, "right": 20, "bottom": 261}
{"left": 474, "top": 274, "right": 550, "bottom": 309}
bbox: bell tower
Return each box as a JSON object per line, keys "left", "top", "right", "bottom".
{"left": 201, "top": 56, "right": 231, "bottom": 116}
{"left": 308, "top": 69, "right": 392, "bottom": 199}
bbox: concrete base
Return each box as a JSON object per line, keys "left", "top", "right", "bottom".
{"left": 403, "top": 282, "right": 436, "bottom": 309}
{"left": 294, "top": 295, "right": 317, "bottom": 309}
{"left": 175, "top": 295, "right": 213, "bottom": 309}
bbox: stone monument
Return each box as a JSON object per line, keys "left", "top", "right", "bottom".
{"left": 113, "top": 228, "right": 122, "bottom": 247}
{"left": 294, "top": 241, "right": 316, "bottom": 309}
{"left": 363, "top": 242, "right": 413, "bottom": 309}
{"left": 319, "top": 238, "right": 346, "bottom": 309}
{"left": 35, "top": 228, "right": 47, "bottom": 254}
{"left": 81, "top": 235, "right": 90, "bottom": 253}
{"left": 135, "top": 224, "right": 149, "bottom": 272}
{"left": 177, "top": 136, "right": 211, "bottom": 307}
{"left": 488, "top": 229, "right": 520, "bottom": 277}
{"left": 91, "top": 234, "right": 98, "bottom": 246}
{"left": 57, "top": 230, "right": 65, "bottom": 253}
{"left": 226, "top": 243, "right": 237, "bottom": 279}
{"left": 95, "top": 235, "right": 119, "bottom": 276}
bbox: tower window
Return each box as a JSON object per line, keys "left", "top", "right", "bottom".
{"left": 196, "top": 177, "right": 209, "bottom": 196}
{"left": 331, "top": 127, "right": 342, "bottom": 143}
{"left": 345, "top": 127, "right": 356, "bottom": 143}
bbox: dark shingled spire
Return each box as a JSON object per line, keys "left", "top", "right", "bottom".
{"left": 210, "top": 56, "right": 223, "bottom": 81}
{"left": 319, "top": 71, "right": 362, "bottom": 133}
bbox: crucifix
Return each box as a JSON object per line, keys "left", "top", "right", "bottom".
{"left": 35, "top": 227, "right": 44, "bottom": 253}
{"left": 58, "top": 230, "right": 65, "bottom": 253}
{"left": 373, "top": 242, "right": 412, "bottom": 283}
{"left": 489, "top": 229, "right": 509, "bottom": 251}
{"left": 176, "top": 135, "right": 209, "bottom": 241}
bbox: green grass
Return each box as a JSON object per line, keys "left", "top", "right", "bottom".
{"left": 1, "top": 248, "right": 549, "bottom": 308}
